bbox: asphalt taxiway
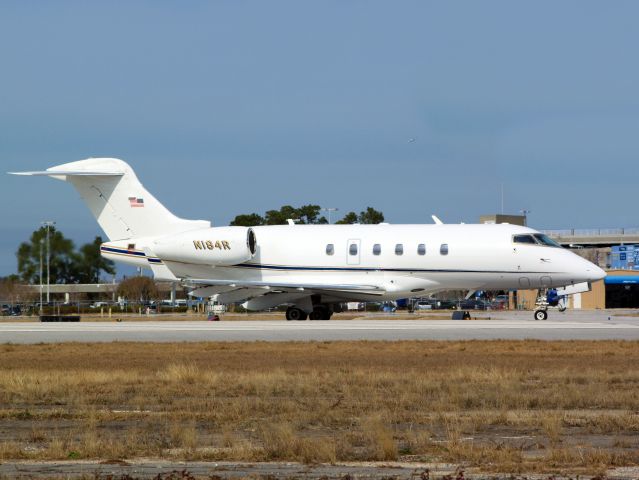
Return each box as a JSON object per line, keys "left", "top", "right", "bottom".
{"left": 1, "top": 310, "right": 639, "bottom": 343}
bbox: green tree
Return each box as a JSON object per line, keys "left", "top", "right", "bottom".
{"left": 297, "top": 204, "right": 328, "bottom": 224}
{"left": 230, "top": 205, "right": 377, "bottom": 226}
{"left": 17, "top": 226, "right": 78, "bottom": 284}
{"left": 335, "top": 207, "right": 385, "bottom": 224}
{"left": 358, "top": 207, "right": 385, "bottom": 224}
{"left": 76, "top": 236, "right": 116, "bottom": 283}
{"left": 16, "top": 228, "right": 116, "bottom": 284}
{"left": 265, "top": 205, "right": 299, "bottom": 225}
{"left": 335, "top": 212, "right": 359, "bottom": 224}
{"left": 233, "top": 205, "right": 330, "bottom": 226}
{"left": 230, "top": 213, "right": 265, "bottom": 227}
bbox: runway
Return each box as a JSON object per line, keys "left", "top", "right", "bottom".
{"left": 2, "top": 311, "right": 639, "bottom": 343}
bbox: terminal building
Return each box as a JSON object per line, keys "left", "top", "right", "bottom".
{"left": 481, "top": 214, "right": 639, "bottom": 309}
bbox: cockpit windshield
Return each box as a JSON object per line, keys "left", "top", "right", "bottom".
{"left": 513, "top": 234, "right": 537, "bottom": 244}
{"left": 513, "top": 233, "right": 562, "bottom": 247}
{"left": 533, "top": 233, "right": 561, "bottom": 247}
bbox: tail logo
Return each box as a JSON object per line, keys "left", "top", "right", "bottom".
{"left": 128, "top": 197, "right": 144, "bottom": 208}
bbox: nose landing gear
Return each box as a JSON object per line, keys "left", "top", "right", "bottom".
{"left": 533, "top": 288, "right": 567, "bottom": 321}
{"left": 534, "top": 309, "right": 548, "bottom": 321}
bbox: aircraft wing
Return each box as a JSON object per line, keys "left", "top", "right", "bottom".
{"left": 185, "top": 278, "right": 385, "bottom": 296}
{"left": 145, "top": 254, "right": 385, "bottom": 307}
{"left": 186, "top": 279, "right": 385, "bottom": 310}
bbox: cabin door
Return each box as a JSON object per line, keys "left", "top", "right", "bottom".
{"left": 346, "top": 239, "right": 361, "bottom": 265}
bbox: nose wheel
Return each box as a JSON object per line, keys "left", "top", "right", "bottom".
{"left": 534, "top": 309, "right": 548, "bottom": 321}
{"left": 533, "top": 288, "right": 567, "bottom": 320}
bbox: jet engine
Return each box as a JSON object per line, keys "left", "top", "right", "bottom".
{"left": 152, "top": 226, "right": 257, "bottom": 266}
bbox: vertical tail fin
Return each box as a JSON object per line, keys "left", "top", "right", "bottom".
{"left": 10, "top": 158, "right": 210, "bottom": 241}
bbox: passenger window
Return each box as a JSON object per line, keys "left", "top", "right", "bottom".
{"left": 395, "top": 244, "right": 403, "bottom": 255}
{"left": 513, "top": 235, "right": 537, "bottom": 245}
{"left": 349, "top": 243, "right": 358, "bottom": 255}
{"left": 373, "top": 244, "right": 381, "bottom": 255}
{"left": 440, "top": 244, "right": 449, "bottom": 255}
{"left": 417, "top": 244, "right": 426, "bottom": 255}
{"left": 326, "top": 244, "right": 334, "bottom": 255}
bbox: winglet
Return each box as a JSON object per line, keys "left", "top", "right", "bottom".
{"left": 432, "top": 215, "right": 444, "bottom": 225}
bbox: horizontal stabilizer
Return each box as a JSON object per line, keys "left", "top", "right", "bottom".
{"left": 9, "top": 170, "right": 124, "bottom": 176}
{"left": 9, "top": 158, "right": 211, "bottom": 241}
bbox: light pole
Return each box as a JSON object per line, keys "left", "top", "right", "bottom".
{"left": 39, "top": 238, "right": 43, "bottom": 314}
{"left": 323, "top": 207, "right": 339, "bottom": 224}
{"left": 41, "top": 221, "right": 55, "bottom": 303}
{"left": 519, "top": 209, "right": 530, "bottom": 227}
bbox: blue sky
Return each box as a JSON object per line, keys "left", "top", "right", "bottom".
{"left": 1, "top": 1, "right": 638, "bottom": 276}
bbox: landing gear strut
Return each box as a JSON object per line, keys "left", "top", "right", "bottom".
{"left": 286, "top": 307, "right": 308, "bottom": 321}
{"left": 533, "top": 288, "right": 567, "bottom": 321}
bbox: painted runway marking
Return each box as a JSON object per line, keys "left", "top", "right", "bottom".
{"left": 2, "top": 320, "right": 638, "bottom": 333}
{"left": 3, "top": 317, "right": 639, "bottom": 343}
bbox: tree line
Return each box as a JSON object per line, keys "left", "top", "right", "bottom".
{"left": 15, "top": 226, "right": 115, "bottom": 284}
{"left": 230, "top": 205, "right": 384, "bottom": 226}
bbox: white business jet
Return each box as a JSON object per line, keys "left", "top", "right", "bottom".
{"left": 11, "top": 158, "right": 605, "bottom": 320}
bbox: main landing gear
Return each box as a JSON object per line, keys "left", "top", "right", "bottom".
{"left": 285, "top": 305, "right": 333, "bottom": 321}
{"left": 285, "top": 307, "right": 308, "bottom": 321}
{"left": 533, "top": 288, "right": 567, "bottom": 321}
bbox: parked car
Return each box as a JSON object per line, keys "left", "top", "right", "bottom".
{"left": 414, "top": 301, "right": 434, "bottom": 310}
{"left": 2, "top": 305, "right": 22, "bottom": 316}
{"left": 380, "top": 302, "right": 397, "bottom": 313}
{"left": 459, "top": 299, "right": 491, "bottom": 310}
{"left": 492, "top": 295, "right": 509, "bottom": 309}
{"left": 436, "top": 300, "right": 457, "bottom": 310}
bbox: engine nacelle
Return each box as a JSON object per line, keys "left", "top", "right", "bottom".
{"left": 152, "top": 226, "right": 256, "bottom": 266}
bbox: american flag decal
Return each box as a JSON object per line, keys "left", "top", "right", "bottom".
{"left": 128, "top": 197, "right": 144, "bottom": 208}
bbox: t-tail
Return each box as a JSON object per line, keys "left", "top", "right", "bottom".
{"left": 10, "top": 158, "right": 210, "bottom": 241}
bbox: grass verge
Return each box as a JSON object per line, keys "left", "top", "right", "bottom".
{"left": 0, "top": 340, "right": 638, "bottom": 473}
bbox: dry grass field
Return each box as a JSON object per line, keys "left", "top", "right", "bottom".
{"left": 0, "top": 340, "right": 638, "bottom": 474}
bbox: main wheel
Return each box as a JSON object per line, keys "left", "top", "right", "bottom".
{"left": 286, "top": 307, "right": 307, "bottom": 321}
{"left": 534, "top": 309, "right": 548, "bottom": 321}
{"left": 309, "top": 306, "right": 330, "bottom": 320}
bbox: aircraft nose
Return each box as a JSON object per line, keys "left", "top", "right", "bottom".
{"left": 588, "top": 264, "right": 607, "bottom": 281}
{"left": 578, "top": 257, "right": 606, "bottom": 282}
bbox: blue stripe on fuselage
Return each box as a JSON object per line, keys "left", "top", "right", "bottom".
{"left": 100, "top": 246, "right": 554, "bottom": 275}
{"left": 100, "top": 246, "right": 162, "bottom": 264}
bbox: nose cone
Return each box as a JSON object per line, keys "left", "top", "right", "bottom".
{"left": 576, "top": 256, "right": 606, "bottom": 282}
{"left": 588, "top": 264, "right": 607, "bottom": 281}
